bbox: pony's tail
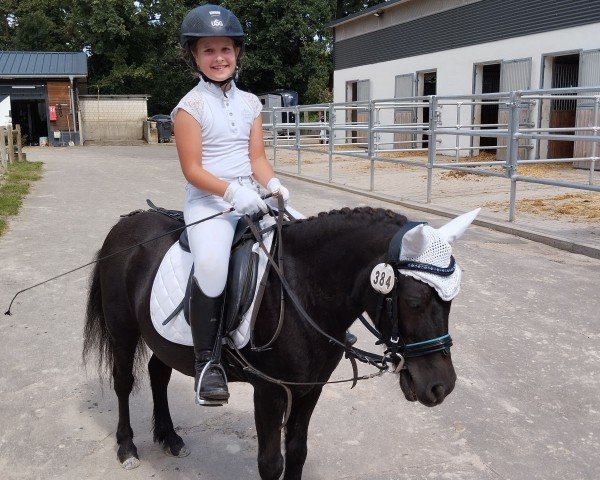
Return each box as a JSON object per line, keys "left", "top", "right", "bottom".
{"left": 82, "top": 251, "right": 113, "bottom": 377}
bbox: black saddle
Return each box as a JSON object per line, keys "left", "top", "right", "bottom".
{"left": 152, "top": 204, "right": 265, "bottom": 335}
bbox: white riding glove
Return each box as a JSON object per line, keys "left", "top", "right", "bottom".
{"left": 223, "top": 182, "right": 268, "bottom": 215}
{"left": 267, "top": 178, "right": 290, "bottom": 205}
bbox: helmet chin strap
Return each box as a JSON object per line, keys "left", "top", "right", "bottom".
{"left": 199, "top": 63, "right": 240, "bottom": 91}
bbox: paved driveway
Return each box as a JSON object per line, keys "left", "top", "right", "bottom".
{"left": 0, "top": 146, "right": 598, "bottom": 480}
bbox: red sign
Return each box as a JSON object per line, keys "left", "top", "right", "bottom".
{"left": 48, "top": 105, "right": 57, "bottom": 121}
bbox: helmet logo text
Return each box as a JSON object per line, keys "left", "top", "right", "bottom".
{"left": 211, "top": 19, "right": 224, "bottom": 27}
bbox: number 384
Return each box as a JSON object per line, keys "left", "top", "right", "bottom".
{"left": 372, "top": 270, "right": 392, "bottom": 289}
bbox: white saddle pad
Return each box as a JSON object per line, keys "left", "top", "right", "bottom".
{"left": 150, "top": 217, "right": 275, "bottom": 349}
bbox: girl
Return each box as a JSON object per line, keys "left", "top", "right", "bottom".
{"left": 172, "top": 4, "right": 289, "bottom": 406}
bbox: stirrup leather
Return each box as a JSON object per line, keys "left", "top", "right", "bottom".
{"left": 195, "top": 360, "right": 229, "bottom": 406}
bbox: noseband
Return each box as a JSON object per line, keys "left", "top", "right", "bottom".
{"left": 362, "top": 221, "right": 455, "bottom": 372}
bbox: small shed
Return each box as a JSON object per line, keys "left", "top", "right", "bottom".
{"left": 0, "top": 51, "right": 88, "bottom": 145}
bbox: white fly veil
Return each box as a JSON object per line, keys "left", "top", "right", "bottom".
{"left": 398, "top": 209, "right": 480, "bottom": 301}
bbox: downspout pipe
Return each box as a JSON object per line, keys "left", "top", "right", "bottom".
{"left": 69, "top": 76, "right": 77, "bottom": 133}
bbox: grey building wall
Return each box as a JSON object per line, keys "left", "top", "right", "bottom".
{"left": 79, "top": 95, "right": 148, "bottom": 143}
{"left": 334, "top": 0, "right": 482, "bottom": 42}
{"left": 334, "top": 0, "right": 600, "bottom": 70}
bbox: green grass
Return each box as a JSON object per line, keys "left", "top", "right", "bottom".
{"left": 0, "top": 161, "right": 43, "bottom": 235}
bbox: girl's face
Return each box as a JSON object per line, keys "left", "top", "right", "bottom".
{"left": 193, "top": 36, "right": 239, "bottom": 83}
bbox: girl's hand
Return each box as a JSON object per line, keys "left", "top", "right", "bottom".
{"left": 267, "top": 178, "right": 290, "bottom": 204}
{"left": 224, "top": 183, "right": 268, "bottom": 215}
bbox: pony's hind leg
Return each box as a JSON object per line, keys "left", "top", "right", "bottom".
{"left": 113, "top": 341, "right": 141, "bottom": 469}
{"left": 148, "top": 354, "right": 190, "bottom": 457}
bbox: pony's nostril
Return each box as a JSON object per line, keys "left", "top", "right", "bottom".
{"left": 429, "top": 383, "right": 446, "bottom": 404}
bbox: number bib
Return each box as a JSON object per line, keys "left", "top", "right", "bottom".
{"left": 370, "top": 263, "right": 395, "bottom": 294}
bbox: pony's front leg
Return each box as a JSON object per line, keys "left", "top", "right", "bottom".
{"left": 254, "top": 383, "right": 287, "bottom": 480}
{"left": 283, "top": 387, "right": 323, "bottom": 480}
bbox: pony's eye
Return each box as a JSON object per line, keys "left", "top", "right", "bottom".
{"left": 406, "top": 299, "right": 422, "bottom": 310}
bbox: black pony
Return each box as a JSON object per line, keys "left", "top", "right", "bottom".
{"left": 84, "top": 206, "right": 474, "bottom": 479}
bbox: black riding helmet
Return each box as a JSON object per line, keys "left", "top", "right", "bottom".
{"left": 180, "top": 3, "right": 244, "bottom": 48}
{"left": 180, "top": 4, "right": 245, "bottom": 86}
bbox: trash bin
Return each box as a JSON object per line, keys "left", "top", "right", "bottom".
{"left": 150, "top": 114, "right": 172, "bottom": 143}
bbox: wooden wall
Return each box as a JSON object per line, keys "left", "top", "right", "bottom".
{"left": 47, "top": 80, "right": 74, "bottom": 133}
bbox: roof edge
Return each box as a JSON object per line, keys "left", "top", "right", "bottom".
{"left": 0, "top": 75, "right": 87, "bottom": 79}
{"left": 326, "top": 0, "right": 408, "bottom": 28}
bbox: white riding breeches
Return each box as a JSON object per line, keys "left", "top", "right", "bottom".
{"left": 183, "top": 176, "right": 260, "bottom": 298}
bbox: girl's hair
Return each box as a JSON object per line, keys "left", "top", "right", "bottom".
{"left": 182, "top": 40, "right": 200, "bottom": 77}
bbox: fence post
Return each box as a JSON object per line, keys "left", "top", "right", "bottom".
{"left": 328, "top": 103, "right": 334, "bottom": 183}
{"left": 368, "top": 100, "right": 375, "bottom": 191}
{"left": 0, "top": 127, "right": 7, "bottom": 169}
{"left": 589, "top": 96, "right": 599, "bottom": 185}
{"left": 455, "top": 101, "right": 462, "bottom": 163}
{"left": 295, "top": 105, "right": 301, "bottom": 175}
{"left": 272, "top": 110, "right": 278, "bottom": 169}
{"left": 15, "top": 124, "right": 24, "bottom": 161}
{"left": 507, "top": 91, "right": 521, "bottom": 222}
{"left": 7, "top": 123, "right": 15, "bottom": 164}
{"left": 426, "top": 96, "right": 438, "bottom": 203}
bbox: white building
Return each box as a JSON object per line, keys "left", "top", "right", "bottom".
{"left": 328, "top": 0, "right": 600, "bottom": 160}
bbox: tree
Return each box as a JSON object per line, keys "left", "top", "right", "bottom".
{"left": 1, "top": 0, "right": 383, "bottom": 111}
{"left": 219, "top": 0, "right": 334, "bottom": 104}
{"left": 335, "top": 0, "right": 383, "bottom": 19}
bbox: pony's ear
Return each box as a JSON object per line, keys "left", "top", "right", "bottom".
{"left": 437, "top": 208, "right": 481, "bottom": 244}
{"left": 401, "top": 224, "right": 429, "bottom": 258}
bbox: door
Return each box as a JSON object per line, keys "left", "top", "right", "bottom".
{"left": 574, "top": 49, "right": 600, "bottom": 170}
{"left": 394, "top": 73, "right": 416, "bottom": 149}
{"left": 417, "top": 71, "right": 437, "bottom": 148}
{"left": 356, "top": 79, "right": 370, "bottom": 146}
{"left": 497, "top": 58, "right": 532, "bottom": 160}
{"left": 548, "top": 55, "right": 579, "bottom": 159}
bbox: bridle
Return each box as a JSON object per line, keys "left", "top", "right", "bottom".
{"left": 226, "top": 209, "right": 459, "bottom": 428}
{"left": 358, "top": 221, "right": 455, "bottom": 373}
{"left": 243, "top": 213, "right": 456, "bottom": 373}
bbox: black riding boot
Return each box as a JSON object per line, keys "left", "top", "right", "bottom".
{"left": 189, "top": 279, "right": 229, "bottom": 406}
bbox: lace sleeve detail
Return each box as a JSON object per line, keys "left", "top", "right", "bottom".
{"left": 171, "top": 89, "right": 205, "bottom": 126}
{"left": 241, "top": 92, "right": 263, "bottom": 119}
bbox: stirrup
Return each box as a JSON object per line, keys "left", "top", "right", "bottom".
{"left": 195, "top": 360, "right": 229, "bottom": 407}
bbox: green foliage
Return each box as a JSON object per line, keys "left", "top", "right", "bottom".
{"left": 0, "top": 161, "right": 43, "bottom": 225}
{"left": 222, "top": 0, "right": 335, "bottom": 103}
{"left": 1, "top": 1, "right": 380, "bottom": 111}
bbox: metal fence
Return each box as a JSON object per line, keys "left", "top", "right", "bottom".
{"left": 262, "top": 87, "right": 600, "bottom": 221}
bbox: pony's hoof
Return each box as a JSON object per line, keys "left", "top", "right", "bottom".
{"left": 165, "top": 444, "right": 191, "bottom": 457}
{"left": 121, "top": 456, "right": 141, "bottom": 470}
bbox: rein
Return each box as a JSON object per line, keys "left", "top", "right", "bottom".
{"left": 3, "top": 195, "right": 274, "bottom": 316}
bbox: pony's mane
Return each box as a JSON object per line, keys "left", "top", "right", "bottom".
{"left": 286, "top": 206, "right": 408, "bottom": 234}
